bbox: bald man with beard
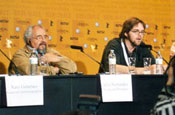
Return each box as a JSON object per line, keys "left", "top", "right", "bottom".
{"left": 8, "top": 25, "right": 77, "bottom": 75}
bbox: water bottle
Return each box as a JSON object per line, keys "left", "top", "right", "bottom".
{"left": 29, "top": 49, "right": 38, "bottom": 75}
{"left": 155, "top": 51, "right": 163, "bottom": 74}
{"left": 108, "top": 49, "right": 116, "bottom": 74}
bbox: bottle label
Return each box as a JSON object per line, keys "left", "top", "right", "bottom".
{"left": 30, "top": 58, "right": 38, "bottom": 64}
{"left": 156, "top": 58, "right": 163, "bottom": 64}
{"left": 109, "top": 58, "right": 116, "bottom": 64}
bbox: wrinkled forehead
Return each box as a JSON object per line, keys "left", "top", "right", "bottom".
{"left": 32, "top": 26, "right": 47, "bottom": 36}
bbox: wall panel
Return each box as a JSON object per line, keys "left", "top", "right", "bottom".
{"left": 0, "top": 0, "right": 174, "bottom": 74}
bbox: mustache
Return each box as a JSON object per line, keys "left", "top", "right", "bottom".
{"left": 39, "top": 42, "right": 47, "bottom": 46}
{"left": 37, "top": 42, "right": 47, "bottom": 55}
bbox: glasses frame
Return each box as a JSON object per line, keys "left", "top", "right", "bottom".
{"left": 130, "top": 29, "right": 145, "bottom": 35}
{"left": 32, "top": 35, "right": 49, "bottom": 41}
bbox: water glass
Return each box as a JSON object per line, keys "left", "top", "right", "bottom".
{"left": 39, "top": 56, "right": 48, "bottom": 75}
{"left": 143, "top": 57, "right": 151, "bottom": 74}
{"left": 128, "top": 57, "right": 136, "bottom": 74}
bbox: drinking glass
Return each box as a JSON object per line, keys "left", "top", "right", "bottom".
{"left": 128, "top": 57, "right": 136, "bottom": 74}
{"left": 143, "top": 57, "right": 152, "bottom": 74}
{"left": 39, "top": 56, "right": 48, "bottom": 75}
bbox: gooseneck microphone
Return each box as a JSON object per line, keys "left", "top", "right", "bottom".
{"left": 70, "top": 45, "right": 105, "bottom": 72}
{"left": 140, "top": 44, "right": 152, "bottom": 50}
{"left": 0, "top": 49, "right": 20, "bottom": 75}
{"left": 70, "top": 45, "right": 83, "bottom": 52}
{"left": 140, "top": 44, "right": 168, "bottom": 64}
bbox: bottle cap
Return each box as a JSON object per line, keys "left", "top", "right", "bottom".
{"left": 156, "top": 58, "right": 163, "bottom": 64}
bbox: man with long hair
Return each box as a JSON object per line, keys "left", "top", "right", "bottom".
{"left": 99, "top": 17, "right": 155, "bottom": 74}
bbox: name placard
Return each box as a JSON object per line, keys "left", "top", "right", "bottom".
{"left": 100, "top": 74, "right": 133, "bottom": 102}
{"left": 0, "top": 74, "right": 8, "bottom": 77}
{"left": 5, "top": 75, "right": 44, "bottom": 107}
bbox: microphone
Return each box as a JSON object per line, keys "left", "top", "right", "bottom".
{"left": 0, "top": 49, "right": 20, "bottom": 75}
{"left": 70, "top": 45, "right": 105, "bottom": 72}
{"left": 140, "top": 44, "right": 168, "bottom": 64}
{"left": 140, "top": 44, "right": 152, "bottom": 50}
{"left": 70, "top": 45, "right": 83, "bottom": 52}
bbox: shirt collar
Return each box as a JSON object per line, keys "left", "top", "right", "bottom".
{"left": 26, "top": 45, "right": 39, "bottom": 56}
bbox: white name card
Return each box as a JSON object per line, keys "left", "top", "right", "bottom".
{"left": 100, "top": 74, "right": 133, "bottom": 102}
{"left": 5, "top": 75, "right": 44, "bottom": 107}
{"left": 0, "top": 74, "right": 8, "bottom": 77}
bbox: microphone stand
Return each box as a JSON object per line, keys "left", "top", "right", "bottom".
{"left": 79, "top": 48, "right": 105, "bottom": 72}
{"left": 80, "top": 49, "right": 100, "bottom": 65}
{"left": 0, "top": 49, "right": 20, "bottom": 75}
{"left": 140, "top": 44, "right": 168, "bottom": 64}
{"left": 164, "top": 55, "right": 175, "bottom": 74}
{"left": 151, "top": 49, "right": 169, "bottom": 64}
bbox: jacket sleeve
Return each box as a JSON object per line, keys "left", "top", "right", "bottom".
{"left": 9, "top": 49, "right": 58, "bottom": 75}
{"left": 8, "top": 49, "right": 31, "bottom": 75}
{"left": 48, "top": 49, "right": 77, "bottom": 74}
{"left": 9, "top": 48, "right": 77, "bottom": 75}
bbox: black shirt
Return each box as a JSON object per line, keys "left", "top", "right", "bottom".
{"left": 99, "top": 38, "right": 155, "bottom": 73}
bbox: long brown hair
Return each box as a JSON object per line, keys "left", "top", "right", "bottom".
{"left": 119, "top": 17, "right": 145, "bottom": 39}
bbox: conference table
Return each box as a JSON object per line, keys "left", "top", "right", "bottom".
{"left": 0, "top": 74, "right": 167, "bottom": 115}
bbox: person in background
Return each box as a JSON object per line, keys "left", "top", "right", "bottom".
{"left": 8, "top": 25, "right": 77, "bottom": 75}
{"left": 99, "top": 17, "right": 155, "bottom": 74}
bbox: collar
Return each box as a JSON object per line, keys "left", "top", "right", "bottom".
{"left": 26, "top": 45, "right": 39, "bottom": 57}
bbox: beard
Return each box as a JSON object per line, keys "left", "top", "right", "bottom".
{"left": 128, "top": 35, "right": 141, "bottom": 47}
{"left": 37, "top": 42, "right": 47, "bottom": 55}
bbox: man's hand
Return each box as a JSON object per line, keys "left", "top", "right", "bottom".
{"left": 42, "top": 53, "right": 62, "bottom": 63}
{"left": 54, "top": 67, "right": 59, "bottom": 74}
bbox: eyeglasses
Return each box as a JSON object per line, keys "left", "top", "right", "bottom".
{"left": 33, "top": 35, "right": 49, "bottom": 41}
{"left": 130, "top": 30, "right": 145, "bottom": 35}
